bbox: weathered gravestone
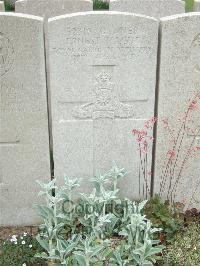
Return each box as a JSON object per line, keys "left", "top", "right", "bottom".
{"left": 194, "top": 0, "right": 200, "bottom": 11}
{"left": 154, "top": 14, "right": 200, "bottom": 208}
{"left": 48, "top": 12, "right": 158, "bottom": 199}
{"left": 0, "top": 1, "right": 5, "bottom": 11}
{"left": 0, "top": 13, "right": 50, "bottom": 226}
{"left": 110, "top": 0, "right": 185, "bottom": 19}
{"left": 15, "top": 0, "right": 93, "bottom": 18}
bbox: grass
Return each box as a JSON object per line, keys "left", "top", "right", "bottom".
{"left": 93, "top": 0, "right": 109, "bottom": 10}
{"left": 3, "top": 0, "right": 195, "bottom": 12}
{"left": 4, "top": 2, "right": 14, "bottom": 11}
{"left": 185, "top": 0, "right": 195, "bottom": 12}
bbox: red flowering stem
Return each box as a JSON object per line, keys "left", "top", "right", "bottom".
{"left": 166, "top": 126, "right": 187, "bottom": 199}
{"left": 138, "top": 141, "right": 145, "bottom": 197}
{"left": 160, "top": 101, "right": 192, "bottom": 196}
{"left": 145, "top": 152, "right": 147, "bottom": 198}
{"left": 138, "top": 139, "right": 150, "bottom": 199}
{"left": 166, "top": 159, "right": 174, "bottom": 201}
{"left": 145, "top": 151, "right": 149, "bottom": 198}
{"left": 143, "top": 149, "right": 150, "bottom": 199}
{"left": 138, "top": 163, "right": 141, "bottom": 197}
{"left": 166, "top": 107, "right": 192, "bottom": 197}
{"left": 160, "top": 158, "right": 172, "bottom": 196}
{"left": 170, "top": 127, "right": 200, "bottom": 202}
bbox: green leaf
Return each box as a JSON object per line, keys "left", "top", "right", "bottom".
{"left": 34, "top": 252, "right": 49, "bottom": 259}
{"left": 36, "top": 236, "right": 50, "bottom": 252}
{"left": 74, "top": 253, "right": 87, "bottom": 266}
{"left": 145, "top": 246, "right": 163, "bottom": 258}
{"left": 34, "top": 204, "right": 54, "bottom": 219}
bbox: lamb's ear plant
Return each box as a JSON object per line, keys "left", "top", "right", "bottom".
{"left": 91, "top": 173, "right": 110, "bottom": 193}
{"left": 79, "top": 162, "right": 126, "bottom": 239}
{"left": 73, "top": 235, "right": 109, "bottom": 266}
{"left": 110, "top": 243, "right": 131, "bottom": 266}
{"left": 108, "top": 161, "right": 128, "bottom": 192}
{"left": 34, "top": 163, "right": 164, "bottom": 265}
{"left": 118, "top": 200, "right": 163, "bottom": 265}
{"left": 79, "top": 188, "right": 101, "bottom": 235}
{"left": 55, "top": 235, "right": 79, "bottom": 265}
{"left": 34, "top": 177, "right": 80, "bottom": 264}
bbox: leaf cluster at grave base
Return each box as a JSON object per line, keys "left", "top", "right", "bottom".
{"left": 34, "top": 163, "right": 164, "bottom": 265}
{"left": 144, "top": 195, "right": 183, "bottom": 243}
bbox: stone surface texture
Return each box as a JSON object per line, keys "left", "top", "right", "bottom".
{"left": 154, "top": 14, "right": 200, "bottom": 208}
{"left": 0, "top": 1, "right": 5, "bottom": 11}
{"left": 15, "top": 0, "right": 93, "bottom": 18}
{"left": 110, "top": 0, "right": 185, "bottom": 18}
{"left": 0, "top": 13, "right": 50, "bottom": 226}
{"left": 48, "top": 11, "right": 158, "bottom": 199}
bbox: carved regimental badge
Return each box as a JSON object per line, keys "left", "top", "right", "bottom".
{"left": 73, "top": 70, "right": 134, "bottom": 119}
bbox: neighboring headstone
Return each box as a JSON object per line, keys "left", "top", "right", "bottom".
{"left": 110, "top": 0, "right": 185, "bottom": 19}
{"left": 0, "top": 13, "right": 50, "bottom": 226}
{"left": 48, "top": 12, "right": 158, "bottom": 199}
{"left": 194, "top": 0, "right": 200, "bottom": 11}
{"left": 15, "top": 0, "right": 93, "bottom": 18}
{"left": 0, "top": 1, "right": 5, "bottom": 11}
{"left": 154, "top": 14, "right": 200, "bottom": 208}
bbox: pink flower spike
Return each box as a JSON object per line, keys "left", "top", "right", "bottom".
{"left": 162, "top": 118, "right": 168, "bottom": 124}
{"left": 136, "top": 137, "right": 142, "bottom": 143}
{"left": 189, "top": 100, "right": 197, "bottom": 111}
{"left": 140, "top": 130, "right": 147, "bottom": 136}
{"left": 167, "top": 150, "right": 176, "bottom": 158}
{"left": 132, "top": 129, "right": 139, "bottom": 136}
{"left": 151, "top": 117, "right": 157, "bottom": 124}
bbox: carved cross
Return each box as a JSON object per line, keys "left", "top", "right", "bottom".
{"left": 0, "top": 140, "right": 20, "bottom": 147}
{"left": 0, "top": 126, "right": 20, "bottom": 184}
{"left": 62, "top": 65, "right": 136, "bottom": 172}
{"left": 72, "top": 69, "right": 134, "bottom": 120}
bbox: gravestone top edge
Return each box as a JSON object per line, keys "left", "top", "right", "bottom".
{"left": 160, "top": 12, "right": 200, "bottom": 22}
{"left": 0, "top": 11, "right": 44, "bottom": 21}
{"left": 48, "top": 10, "right": 159, "bottom": 23}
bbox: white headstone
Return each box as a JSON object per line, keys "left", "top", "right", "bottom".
{"left": 0, "top": 13, "right": 50, "bottom": 226}
{"left": 110, "top": 0, "right": 185, "bottom": 19}
{"left": 48, "top": 12, "right": 158, "bottom": 199}
{"left": 194, "top": 1, "right": 200, "bottom": 11}
{"left": 154, "top": 13, "right": 200, "bottom": 208}
{"left": 0, "top": 1, "right": 5, "bottom": 11}
{"left": 15, "top": 0, "right": 93, "bottom": 18}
